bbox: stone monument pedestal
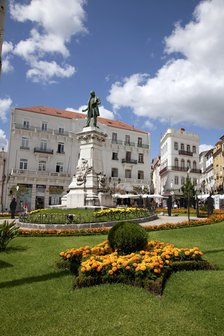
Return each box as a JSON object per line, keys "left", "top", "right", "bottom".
{"left": 66, "top": 126, "right": 112, "bottom": 208}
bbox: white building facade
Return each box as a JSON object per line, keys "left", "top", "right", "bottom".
{"left": 5, "top": 106, "right": 151, "bottom": 210}
{"left": 160, "top": 128, "right": 201, "bottom": 201}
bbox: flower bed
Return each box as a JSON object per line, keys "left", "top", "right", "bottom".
{"left": 18, "top": 214, "right": 224, "bottom": 237}
{"left": 20, "top": 207, "right": 152, "bottom": 224}
{"left": 58, "top": 240, "right": 213, "bottom": 295}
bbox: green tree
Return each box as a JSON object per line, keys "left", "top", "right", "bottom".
{"left": 181, "top": 176, "right": 196, "bottom": 221}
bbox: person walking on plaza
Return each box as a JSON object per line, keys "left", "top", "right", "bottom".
{"left": 167, "top": 195, "right": 172, "bottom": 216}
{"left": 207, "top": 194, "right": 214, "bottom": 216}
{"left": 9, "top": 197, "right": 17, "bottom": 219}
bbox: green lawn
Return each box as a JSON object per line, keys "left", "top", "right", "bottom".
{"left": 0, "top": 222, "right": 223, "bottom": 336}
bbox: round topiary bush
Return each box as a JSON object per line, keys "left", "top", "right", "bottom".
{"left": 108, "top": 221, "right": 148, "bottom": 254}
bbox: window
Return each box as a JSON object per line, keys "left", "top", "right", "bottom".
{"left": 174, "top": 158, "right": 179, "bottom": 167}
{"left": 40, "top": 140, "right": 47, "bottom": 151}
{"left": 187, "top": 160, "right": 191, "bottom": 169}
{"left": 125, "top": 135, "right": 130, "bottom": 145}
{"left": 193, "top": 161, "right": 197, "bottom": 169}
{"left": 174, "top": 176, "right": 179, "bottom": 185}
{"left": 193, "top": 146, "right": 196, "bottom": 153}
{"left": 59, "top": 127, "right": 64, "bottom": 134}
{"left": 181, "top": 159, "right": 185, "bottom": 169}
{"left": 42, "top": 122, "right": 48, "bottom": 131}
{"left": 174, "top": 142, "right": 178, "bottom": 150}
{"left": 138, "top": 153, "right": 144, "bottom": 163}
{"left": 112, "top": 152, "right": 118, "bottom": 160}
{"left": 137, "top": 137, "right": 142, "bottom": 147}
{"left": 49, "top": 196, "right": 61, "bottom": 206}
{"left": 126, "top": 151, "right": 131, "bottom": 162}
{"left": 187, "top": 144, "right": 190, "bottom": 152}
{"left": 56, "top": 162, "right": 63, "bottom": 173}
{"left": 23, "top": 120, "right": 29, "bottom": 129}
{"left": 181, "top": 143, "right": 184, "bottom": 150}
{"left": 125, "top": 169, "right": 131, "bottom": 178}
{"left": 111, "top": 168, "right": 118, "bottom": 177}
{"left": 112, "top": 132, "right": 117, "bottom": 143}
{"left": 181, "top": 176, "right": 185, "bottom": 185}
{"left": 138, "top": 170, "right": 144, "bottom": 180}
{"left": 57, "top": 142, "right": 64, "bottom": 153}
{"left": 21, "top": 137, "right": 29, "bottom": 148}
{"left": 38, "top": 160, "right": 46, "bottom": 171}
{"left": 20, "top": 159, "right": 28, "bottom": 170}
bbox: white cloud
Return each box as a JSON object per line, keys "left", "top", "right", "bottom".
{"left": 27, "top": 60, "right": 75, "bottom": 83}
{"left": 66, "top": 105, "right": 115, "bottom": 120}
{"left": 107, "top": 0, "right": 224, "bottom": 129}
{"left": 0, "top": 129, "right": 8, "bottom": 150}
{"left": 9, "top": 0, "right": 87, "bottom": 82}
{"left": 98, "top": 106, "right": 115, "bottom": 119}
{"left": 2, "top": 41, "right": 14, "bottom": 55}
{"left": 0, "top": 97, "right": 12, "bottom": 122}
{"left": 2, "top": 41, "right": 14, "bottom": 73}
{"left": 199, "top": 144, "right": 214, "bottom": 154}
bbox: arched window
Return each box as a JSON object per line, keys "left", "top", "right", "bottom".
{"left": 187, "top": 160, "right": 191, "bottom": 169}
{"left": 187, "top": 144, "right": 190, "bottom": 152}
{"left": 174, "top": 158, "right": 179, "bottom": 167}
{"left": 181, "top": 159, "right": 185, "bottom": 169}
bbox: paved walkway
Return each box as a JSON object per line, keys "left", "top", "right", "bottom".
{"left": 0, "top": 215, "right": 197, "bottom": 229}
{"left": 141, "top": 215, "right": 197, "bottom": 227}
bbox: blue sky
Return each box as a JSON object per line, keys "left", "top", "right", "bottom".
{"left": 0, "top": 0, "right": 224, "bottom": 158}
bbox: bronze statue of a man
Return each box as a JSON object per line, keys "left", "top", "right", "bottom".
{"left": 82, "top": 91, "right": 101, "bottom": 127}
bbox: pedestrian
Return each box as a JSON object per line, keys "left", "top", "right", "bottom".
{"left": 167, "top": 195, "right": 172, "bottom": 216}
{"left": 206, "top": 194, "right": 214, "bottom": 216}
{"left": 10, "top": 197, "right": 17, "bottom": 219}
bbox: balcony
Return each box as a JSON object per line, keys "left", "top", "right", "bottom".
{"left": 160, "top": 166, "right": 201, "bottom": 175}
{"left": 12, "top": 169, "right": 70, "bottom": 178}
{"left": 137, "top": 143, "right": 149, "bottom": 149}
{"left": 15, "top": 123, "right": 35, "bottom": 131}
{"left": 205, "top": 163, "right": 213, "bottom": 172}
{"left": 111, "top": 139, "right": 123, "bottom": 145}
{"left": 124, "top": 141, "right": 135, "bottom": 147}
{"left": 20, "top": 146, "right": 30, "bottom": 150}
{"left": 171, "top": 166, "right": 188, "bottom": 172}
{"left": 54, "top": 129, "right": 69, "bottom": 136}
{"left": 122, "top": 159, "right": 137, "bottom": 164}
{"left": 178, "top": 150, "right": 193, "bottom": 156}
{"left": 34, "top": 147, "right": 54, "bottom": 154}
{"left": 190, "top": 168, "right": 201, "bottom": 174}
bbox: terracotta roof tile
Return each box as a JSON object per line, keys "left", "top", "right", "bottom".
{"left": 16, "top": 106, "right": 147, "bottom": 134}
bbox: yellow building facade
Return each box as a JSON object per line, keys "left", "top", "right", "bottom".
{"left": 213, "top": 136, "right": 224, "bottom": 193}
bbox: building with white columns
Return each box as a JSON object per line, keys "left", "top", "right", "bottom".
{"left": 159, "top": 128, "right": 201, "bottom": 201}
{"left": 5, "top": 106, "right": 151, "bottom": 210}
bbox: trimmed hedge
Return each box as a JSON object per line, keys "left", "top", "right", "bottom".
{"left": 108, "top": 221, "right": 148, "bottom": 254}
